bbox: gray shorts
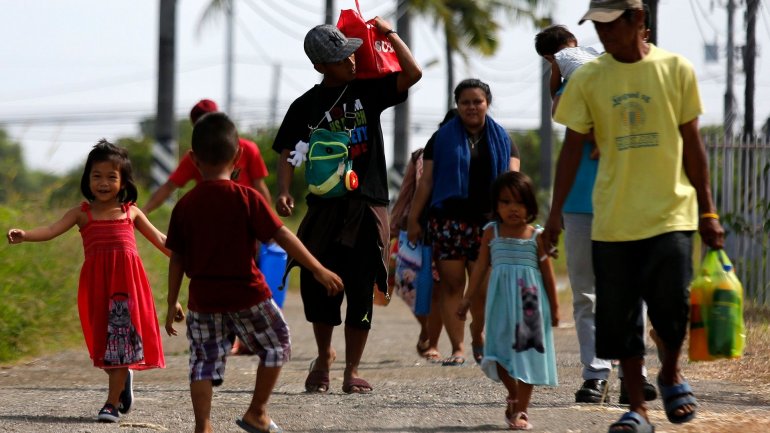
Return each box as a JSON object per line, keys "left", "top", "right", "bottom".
{"left": 186, "top": 299, "right": 291, "bottom": 384}
{"left": 593, "top": 231, "right": 693, "bottom": 360}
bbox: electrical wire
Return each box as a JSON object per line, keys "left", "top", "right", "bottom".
{"left": 240, "top": 0, "right": 306, "bottom": 41}
{"left": 688, "top": 0, "right": 711, "bottom": 44}
{"left": 259, "top": 0, "right": 316, "bottom": 29}
{"left": 235, "top": 15, "right": 273, "bottom": 61}
{"left": 760, "top": 0, "right": 770, "bottom": 43}
{"left": 692, "top": 0, "right": 720, "bottom": 33}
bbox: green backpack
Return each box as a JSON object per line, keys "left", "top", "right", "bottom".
{"left": 305, "top": 128, "right": 356, "bottom": 198}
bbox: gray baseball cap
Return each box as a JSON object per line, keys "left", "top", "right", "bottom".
{"left": 579, "top": 0, "right": 643, "bottom": 24}
{"left": 304, "top": 24, "right": 363, "bottom": 64}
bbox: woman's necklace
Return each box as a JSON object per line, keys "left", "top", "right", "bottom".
{"left": 467, "top": 134, "right": 482, "bottom": 149}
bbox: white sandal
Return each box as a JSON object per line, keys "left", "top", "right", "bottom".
{"left": 507, "top": 411, "right": 532, "bottom": 431}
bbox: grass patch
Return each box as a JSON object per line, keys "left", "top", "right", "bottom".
{"left": 0, "top": 203, "right": 177, "bottom": 365}
{"left": 0, "top": 200, "right": 308, "bottom": 366}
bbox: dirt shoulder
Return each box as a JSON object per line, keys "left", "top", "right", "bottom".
{"left": 1, "top": 293, "right": 769, "bottom": 433}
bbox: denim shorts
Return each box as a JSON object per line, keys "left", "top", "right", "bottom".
{"left": 592, "top": 231, "right": 693, "bottom": 360}
{"left": 186, "top": 299, "right": 290, "bottom": 384}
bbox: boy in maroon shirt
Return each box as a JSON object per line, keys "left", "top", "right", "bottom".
{"left": 165, "top": 112, "right": 342, "bottom": 433}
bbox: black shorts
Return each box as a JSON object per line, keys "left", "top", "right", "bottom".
{"left": 592, "top": 231, "right": 693, "bottom": 360}
{"left": 299, "top": 211, "right": 379, "bottom": 330}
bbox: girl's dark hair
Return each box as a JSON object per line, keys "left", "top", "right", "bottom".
{"left": 454, "top": 78, "right": 492, "bottom": 106}
{"left": 534, "top": 25, "right": 577, "bottom": 56}
{"left": 80, "top": 139, "right": 138, "bottom": 203}
{"left": 490, "top": 171, "right": 538, "bottom": 223}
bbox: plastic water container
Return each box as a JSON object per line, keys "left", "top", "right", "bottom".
{"left": 259, "top": 243, "right": 288, "bottom": 308}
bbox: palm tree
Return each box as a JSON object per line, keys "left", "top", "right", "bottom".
{"left": 409, "top": 0, "right": 549, "bottom": 110}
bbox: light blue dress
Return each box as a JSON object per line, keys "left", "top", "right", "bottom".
{"left": 480, "top": 222, "right": 558, "bottom": 386}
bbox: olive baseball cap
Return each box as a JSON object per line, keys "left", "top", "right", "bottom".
{"left": 579, "top": 0, "right": 643, "bottom": 25}
{"left": 304, "top": 24, "right": 363, "bottom": 64}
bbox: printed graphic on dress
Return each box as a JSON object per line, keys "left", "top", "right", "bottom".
{"left": 514, "top": 279, "right": 545, "bottom": 353}
{"left": 104, "top": 292, "right": 144, "bottom": 365}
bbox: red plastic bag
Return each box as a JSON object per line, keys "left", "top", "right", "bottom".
{"left": 337, "top": 0, "right": 401, "bottom": 79}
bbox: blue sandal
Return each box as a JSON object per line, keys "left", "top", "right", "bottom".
{"left": 657, "top": 376, "right": 697, "bottom": 424}
{"left": 608, "top": 411, "right": 654, "bottom": 433}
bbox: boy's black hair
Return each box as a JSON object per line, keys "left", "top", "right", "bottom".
{"left": 535, "top": 25, "right": 577, "bottom": 56}
{"left": 454, "top": 78, "right": 492, "bottom": 106}
{"left": 490, "top": 171, "right": 538, "bottom": 223}
{"left": 80, "top": 139, "right": 138, "bottom": 204}
{"left": 191, "top": 112, "right": 239, "bottom": 166}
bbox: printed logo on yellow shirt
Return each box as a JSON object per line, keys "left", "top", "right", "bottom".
{"left": 614, "top": 93, "right": 658, "bottom": 151}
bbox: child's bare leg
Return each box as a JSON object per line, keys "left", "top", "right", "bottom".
{"left": 105, "top": 367, "right": 128, "bottom": 407}
{"left": 190, "top": 379, "right": 213, "bottom": 433}
{"left": 515, "top": 380, "right": 534, "bottom": 415}
{"left": 496, "top": 363, "right": 534, "bottom": 429}
{"left": 240, "top": 365, "right": 281, "bottom": 430}
{"left": 496, "top": 363, "right": 518, "bottom": 415}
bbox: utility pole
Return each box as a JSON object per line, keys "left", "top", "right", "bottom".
{"left": 743, "top": 0, "right": 759, "bottom": 139}
{"left": 269, "top": 63, "right": 282, "bottom": 128}
{"left": 539, "top": 17, "right": 554, "bottom": 194}
{"left": 539, "top": 57, "right": 552, "bottom": 193}
{"left": 643, "top": 0, "right": 658, "bottom": 44}
{"left": 444, "top": 25, "right": 455, "bottom": 112}
{"left": 392, "top": 0, "right": 410, "bottom": 176}
{"left": 225, "top": 0, "right": 234, "bottom": 116}
{"left": 152, "top": 0, "right": 177, "bottom": 189}
{"left": 325, "top": 0, "right": 334, "bottom": 25}
{"left": 724, "top": 0, "right": 736, "bottom": 138}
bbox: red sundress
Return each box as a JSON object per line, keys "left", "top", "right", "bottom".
{"left": 77, "top": 202, "right": 165, "bottom": 370}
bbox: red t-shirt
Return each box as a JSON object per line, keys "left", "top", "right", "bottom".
{"left": 168, "top": 138, "right": 268, "bottom": 188}
{"left": 166, "top": 179, "right": 282, "bottom": 313}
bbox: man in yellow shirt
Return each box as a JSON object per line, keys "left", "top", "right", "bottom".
{"left": 543, "top": 1, "right": 724, "bottom": 432}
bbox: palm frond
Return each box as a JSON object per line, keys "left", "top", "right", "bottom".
{"left": 195, "top": 0, "right": 232, "bottom": 38}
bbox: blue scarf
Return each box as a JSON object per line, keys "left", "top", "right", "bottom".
{"left": 430, "top": 115, "right": 511, "bottom": 208}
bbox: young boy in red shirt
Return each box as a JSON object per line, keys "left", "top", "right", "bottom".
{"left": 165, "top": 112, "right": 343, "bottom": 433}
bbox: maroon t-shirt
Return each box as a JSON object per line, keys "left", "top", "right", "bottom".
{"left": 166, "top": 179, "right": 282, "bottom": 313}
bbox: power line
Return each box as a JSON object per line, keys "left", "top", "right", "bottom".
{"left": 240, "top": 0, "right": 306, "bottom": 41}
{"left": 259, "top": 0, "right": 316, "bottom": 28}
{"left": 688, "top": 0, "right": 712, "bottom": 45}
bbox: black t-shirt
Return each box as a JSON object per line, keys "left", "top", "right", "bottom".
{"left": 423, "top": 125, "right": 519, "bottom": 221}
{"left": 272, "top": 74, "right": 407, "bottom": 205}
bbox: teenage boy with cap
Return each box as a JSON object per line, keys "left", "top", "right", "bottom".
{"left": 143, "top": 99, "right": 272, "bottom": 214}
{"left": 543, "top": 1, "right": 724, "bottom": 432}
{"left": 272, "top": 20, "right": 421, "bottom": 394}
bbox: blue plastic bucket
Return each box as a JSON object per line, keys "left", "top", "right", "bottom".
{"left": 259, "top": 243, "right": 288, "bottom": 308}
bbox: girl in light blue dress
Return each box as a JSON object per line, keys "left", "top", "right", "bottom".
{"left": 458, "top": 171, "right": 559, "bottom": 431}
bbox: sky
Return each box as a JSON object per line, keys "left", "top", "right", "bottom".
{"left": 1, "top": 0, "right": 769, "bottom": 174}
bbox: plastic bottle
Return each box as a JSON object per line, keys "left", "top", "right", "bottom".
{"left": 708, "top": 264, "right": 741, "bottom": 357}
{"left": 688, "top": 275, "right": 711, "bottom": 361}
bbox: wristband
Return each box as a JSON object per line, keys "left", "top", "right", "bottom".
{"left": 384, "top": 29, "right": 397, "bottom": 36}
{"left": 699, "top": 212, "right": 719, "bottom": 220}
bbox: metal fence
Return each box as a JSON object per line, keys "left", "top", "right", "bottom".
{"left": 704, "top": 134, "right": 770, "bottom": 305}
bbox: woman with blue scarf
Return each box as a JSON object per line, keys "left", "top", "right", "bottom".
{"left": 407, "top": 79, "right": 520, "bottom": 366}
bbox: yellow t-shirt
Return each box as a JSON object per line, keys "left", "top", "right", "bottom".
{"left": 554, "top": 44, "right": 703, "bottom": 242}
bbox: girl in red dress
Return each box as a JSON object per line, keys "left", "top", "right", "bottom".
{"left": 7, "top": 140, "right": 171, "bottom": 423}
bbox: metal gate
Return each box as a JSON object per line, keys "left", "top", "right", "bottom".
{"left": 704, "top": 134, "right": 770, "bottom": 305}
